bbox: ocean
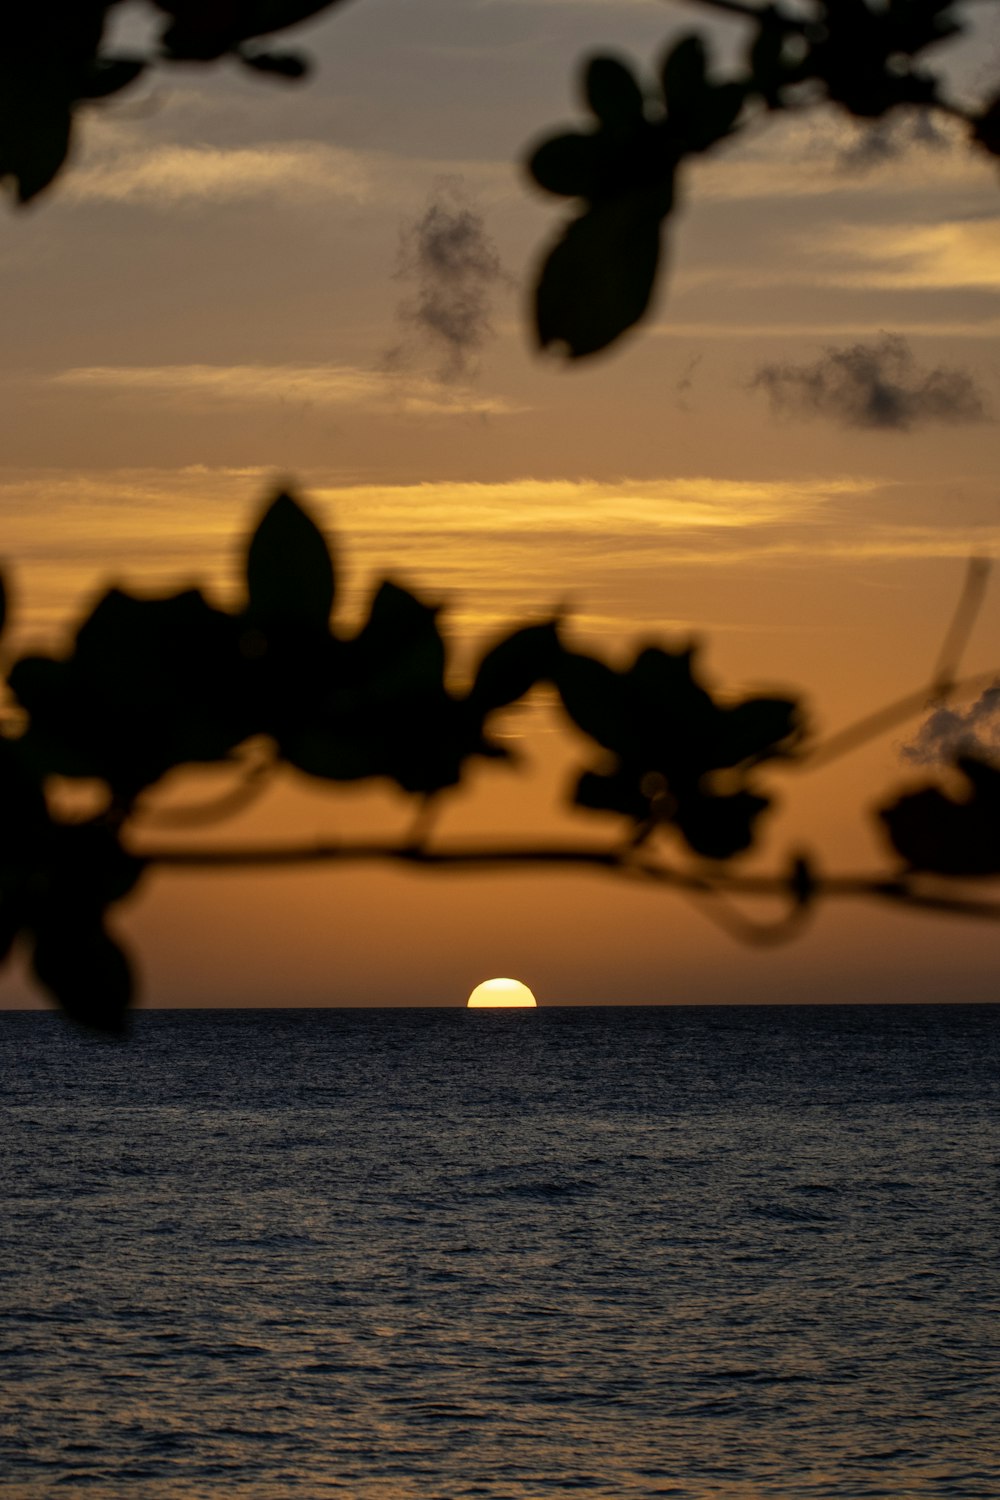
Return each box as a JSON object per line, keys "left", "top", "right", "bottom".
{"left": 1, "top": 1004, "right": 997, "bottom": 1499}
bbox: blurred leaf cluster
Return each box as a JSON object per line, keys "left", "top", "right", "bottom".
{"left": 0, "top": 0, "right": 342, "bottom": 204}
{"left": 530, "top": 0, "right": 992, "bottom": 355}
{"left": 3, "top": 491, "right": 994, "bottom": 1032}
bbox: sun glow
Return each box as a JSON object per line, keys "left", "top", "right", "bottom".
{"left": 466, "top": 978, "right": 537, "bottom": 1008}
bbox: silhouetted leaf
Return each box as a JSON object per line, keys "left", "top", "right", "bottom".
{"left": 536, "top": 190, "right": 665, "bottom": 357}
{"left": 558, "top": 642, "right": 796, "bottom": 857}
{"left": 470, "top": 621, "right": 563, "bottom": 714}
{"left": 356, "top": 581, "right": 445, "bottom": 700}
{"left": 661, "top": 35, "right": 708, "bottom": 115}
{"left": 31, "top": 918, "right": 132, "bottom": 1035}
{"left": 77, "top": 56, "right": 147, "bottom": 99}
{"left": 0, "top": 903, "right": 20, "bottom": 964}
{"left": 239, "top": 48, "right": 310, "bottom": 79}
{"left": 717, "top": 697, "right": 802, "bottom": 767}
{"left": 575, "top": 766, "right": 648, "bottom": 821}
{"left": 11, "top": 589, "right": 251, "bottom": 794}
{"left": 0, "top": 70, "right": 73, "bottom": 203}
{"left": 749, "top": 10, "right": 790, "bottom": 108}
{"left": 0, "top": 735, "right": 52, "bottom": 845}
{"left": 679, "top": 81, "right": 745, "bottom": 153}
{"left": 529, "top": 132, "right": 600, "bottom": 199}
{"left": 879, "top": 756, "right": 1000, "bottom": 874}
{"left": 585, "top": 56, "right": 645, "bottom": 132}
{"left": 246, "top": 491, "right": 335, "bottom": 632}
{"left": 556, "top": 651, "right": 637, "bottom": 755}
{"left": 676, "top": 787, "right": 769, "bottom": 860}
{"left": 972, "top": 93, "right": 1000, "bottom": 157}
{"left": 157, "top": 0, "right": 342, "bottom": 59}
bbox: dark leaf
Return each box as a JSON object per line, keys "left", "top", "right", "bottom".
{"left": 972, "top": 93, "right": 1000, "bottom": 158}
{"left": 280, "top": 725, "right": 384, "bottom": 783}
{"left": 0, "top": 737, "right": 49, "bottom": 848}
{"left": 46, "top": 821, "right": 146, "bottom": 910}
{"left": 575, "top": 766, "right": 649, "bottom": 821}
{"left": 749, "top": 10, "right": 790, "bottom": 106}
{"left": 355, "top": 581, "right": 445, "bottom": 700}
{"left": 630, "top": 645, "right": 706, "bottom": 713}
{"left": 77, "top": 57, "right": 147, "bottom": 100}
{"left": 555, "top": 651, "right": 637, "bottom": 755}
{"left": 675, "top": 787, "right": 770, "bottom": 860}
{"left": 661, "top": 35, "right": 708, "bottom": 116}
{"left": 715, "top": 697, "right": 802, "bottom": 767}
{"left": 584, "top": 55, "right": 645, "bottom": 132}
{"left": 529, "top": 132, "right": 600, "bottom": 199}
{"left": 246, "top": 491, "right": 335, "bottom": 632}
{"left": 239, "top": 48, "right": 310, "bottom": 79}
{"left": 535, "top": 191, "right": 665, "bottom": 357}
{"left": 0, "top": 72, "right": 73, "bottom": 203}
{"left": 0, "top": 902, "right": 20, "bottom": 964}
{"left": 879, "top": 756, "right": 1000, "bottom": 874}
{"left": 12, "top": 590, "right": 250, "bottom": 793}
{"left": 470, "top": 621, "right": 562, "bottom": 714}
{"left": 679, "top": 81, "right": 746, "bottom": 153}
{"left": 157, "top": 1, "right": 343, "bottom": 59}
{"left": 31, "top": 919, "right": 133, "bottom": 1035}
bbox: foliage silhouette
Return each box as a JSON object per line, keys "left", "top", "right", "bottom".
{"left": 4, "top": 1, "right": 997, "bottom": 354}
{"left": 2, "top": 2, "right": 1000, "bottom": 1030}
{"left": 2, "top": 488, "right": 999, "bottom": 1033}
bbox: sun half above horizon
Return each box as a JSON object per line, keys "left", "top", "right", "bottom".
{"left": 466, "top": 978, "right": 538, "bottom": 1008}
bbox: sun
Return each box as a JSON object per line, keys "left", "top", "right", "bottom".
{"left": 466, "top": 977, "right": 538, "bottom": 1008}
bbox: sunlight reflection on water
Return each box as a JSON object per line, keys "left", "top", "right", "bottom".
{"left": 2, "top": 1004, "right": 997, "bottom": 1498}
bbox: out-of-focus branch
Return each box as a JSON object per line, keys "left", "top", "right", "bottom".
{"left": 132, "top": 838, "right": 1000, "bottom": 928}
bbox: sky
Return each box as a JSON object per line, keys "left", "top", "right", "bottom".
{"left": 3, "top": 0, "right": 1000, "bottom": 1008}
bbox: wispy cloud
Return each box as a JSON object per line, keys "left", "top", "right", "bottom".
{"left": 820, "top": 219, "right": 1000, "bottom": 291}
{"left": 49, "top": 363, "right": 520, "bottom": 417}
{"left": 64, "top": 142, "right": 373, "bottom": 206}
{"left": 695, "top": 112, "right": 990, "bottom": 205}
{"left": 750, "top": 334, "right": 990, "bottom": 431}
{"left": 65, "top": 108, "right": 522, "bottom": 211}
{"left": 4, "top": 468, "right": 997, "bottom": 654}
{"left": 652, "top": 319, "right": 1000, "bottom": 340}
{"left": 0, "top": 467, "right": 873, "bottom": 642}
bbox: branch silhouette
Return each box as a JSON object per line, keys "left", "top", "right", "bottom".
{"left": 1, "top": 488, "right": 997, "bottom": 1033}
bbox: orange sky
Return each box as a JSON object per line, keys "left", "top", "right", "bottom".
{"left": 2, "top": 0, "right": 1000, "bottom": 1007}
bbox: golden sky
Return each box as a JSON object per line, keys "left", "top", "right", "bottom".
{"left": 2, "top": 0, "right": 1000, "bottom": 1008}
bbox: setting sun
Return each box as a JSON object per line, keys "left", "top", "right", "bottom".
{"left": 466, "top": 978, "right": 538, "bottom": 1008}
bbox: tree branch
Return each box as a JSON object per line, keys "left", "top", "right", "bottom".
{"left": 131, "top": 838, "right": 1000, "bottom": 925}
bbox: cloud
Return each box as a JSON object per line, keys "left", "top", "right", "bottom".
{"left": 65, "top": 142, "right": 372, "bottom": 206}
{"left": 50, "top": 363, "right": 520, "bottom": 417}
{"left": 902, "top": 686, "right": 1000, "bottom": 766}
{"left": 5, "top": 466, "right": 999, "bottom": 652}
{"left": 695, "top": 111, "right": 988, "bottom": 205}
{"left": 820, "top": 218, "right": 1000, "bottom": 290}
{"left": 750, "top": 334, "right": 990, "bottom": 431}
{"left": 388, "top": 179, "right": 507, "bottom": 381}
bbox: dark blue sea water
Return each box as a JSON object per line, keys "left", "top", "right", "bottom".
{"left": 1, "top": 1004, "right": 997, "bottom": 1499}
